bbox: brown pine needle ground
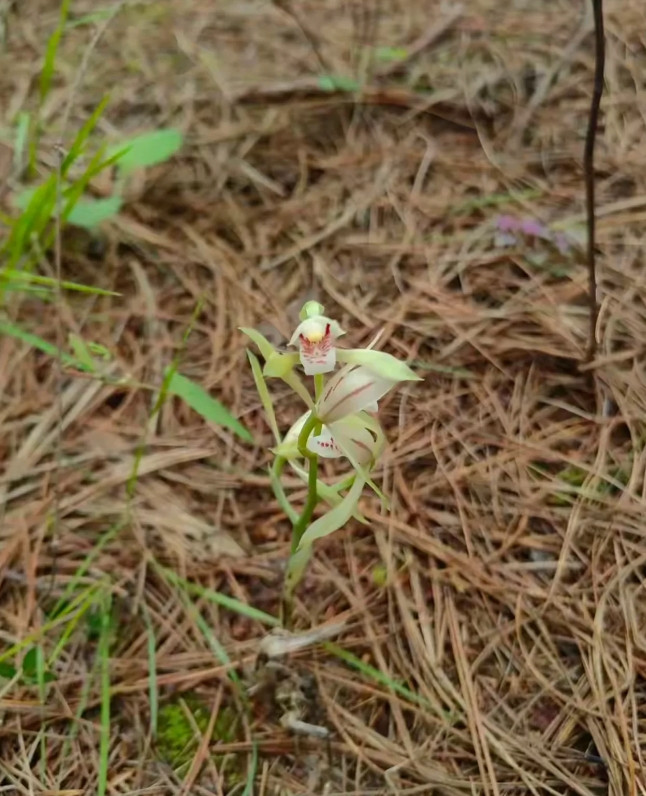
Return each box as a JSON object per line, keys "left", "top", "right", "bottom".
{"left": 1, "top": 0, "right": 646, "bottom": 793}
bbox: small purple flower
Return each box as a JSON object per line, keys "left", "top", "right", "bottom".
{"left": 493, "top": 213, "right": 572, "bottom": 254}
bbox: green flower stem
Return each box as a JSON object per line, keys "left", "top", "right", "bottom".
{"left": 314, "top": 373, "right": 324, "bottom": 402}
{"left": 291, "top": 412, "right": 322, "bottom": 553}
{"left": 270, "top": 456, "right": 298, "bottom": 524}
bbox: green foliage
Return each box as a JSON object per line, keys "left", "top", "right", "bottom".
{"left": 375, "top": 45, "right": 408, "bottom": 62}
{"left": 22, "top": 646, "right": 56, "bottom": 685}
{"left": 9, "top": 122, "right": 182, "bottom": 242}
{"left": 318, "top": 74, "right": 361, "bottom": 92}
{"left": 97, "top": 595, "right": 112, "bottom": 796}
{"left": 166, "top": 370, "right": 253, "bottom": 443}
{"left": 108, "top": 128, "right": 183, "bottom": 175}
{"left": 157, "top": 696, "right": 239, "bottom": 770}
{"left": 14, "top": 188, "right": 122, "bottom": 230}
{"left": 40, "top": 0, "right": 72, "bottom": 105}
{"left": 0, "top": 648, "right": 55, "bottom": 685}
{"left": 371, "top": 562, "right": 388, "bottom": 588}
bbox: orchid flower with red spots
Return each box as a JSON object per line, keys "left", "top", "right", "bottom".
{"left": 241, "top": 300, "right": 420, "bottom": 621}
{"left": 289, "top": 313, "right": 345, "bottom": 375}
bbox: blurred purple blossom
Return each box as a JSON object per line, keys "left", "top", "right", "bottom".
{"left": 494, "top": 214, "right": 572, "bottom": 254}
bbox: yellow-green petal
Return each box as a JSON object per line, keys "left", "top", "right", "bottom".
{"left": 264, "top": 351, "right": 299, "bottom": 377}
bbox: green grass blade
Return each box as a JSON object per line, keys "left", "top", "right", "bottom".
{"left": 241, "top": 738, "right": 259, "bottom": 796}
{"left": 0, "top": 320, "right": 89, "bottom": 370}
{"left": 157, "top": 565, "right": 279, "bottom": 627}
{"left": 13, "top": 112, "right": 30, "bottom": 175}
{"left": 50, "top": 522, "right": 125, "bottom": 620}
{"left": 143, "top": 606, "right": 158, "bottom": 736}
{"left": 0, "top": 269, "right": 119, "bottom": 296}
{"left": 324, "top": 641, "right": 433, "bottom": 710}
{"left": 61, "top": 94, "right": 110, "bottom": 175}
{"left": 97, "top": 593, "right": 112, "bottom": 796}
{"left": 0, "top": 583, "right": 101, "bottom": 665}
{"left": 40, "top": 0, "right": 72, "bottom": 104}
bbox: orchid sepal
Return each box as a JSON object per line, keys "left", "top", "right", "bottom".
{"left": 240, "top": 326, "right": 313, "bottom": 409}
{"left": 336, "top": 348, "right": 422, "bottom": 382}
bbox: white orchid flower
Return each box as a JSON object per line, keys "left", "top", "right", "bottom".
{"left": 288, "top": 315, "right": 345, "bottom": 376}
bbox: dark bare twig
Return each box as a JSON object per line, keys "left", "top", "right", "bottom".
{"left": 584, "top": 0, "right": 605, "bottom": 363}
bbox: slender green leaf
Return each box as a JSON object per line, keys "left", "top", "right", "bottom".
{"left": 0, "top": 269, "right": 118, "bottom": 296}
{"left": 50, "top": 522, "right": 125, "bottom": 620}
{"left": 0, "top": 583, "right": 102, "bottom": 666}
{"left": 158, "top": 565, "right": 280, "bottom": 627}
{"left": 97, "top": 595, "right": 112, "bottom": 796}
{"left": 241, "top": 739, "right": 259, "bottom": 796}
{"left": 247, "top": 350, "right": 280, "bottom": 444}
{"left": 143, "top": 607, "right": 158, "bottom": 736}
{"left": 61, "top": 95, "right": 111, "bottom": 175}
{"left": 375, "top": 46, "right": 408, "bottom": 62}
{"left": 40, "top": 0, "right": 72, "bottom": 104}
{"left": 324, "top": 642, "right": 433, "bottom": 710}
{"left": 67, "top": 9, "right": 114, "bottom": 28}
{"left": 0, "top": 320, "right": 89, "bottom": 370}
{"left": 318, "top": 74, "right": 360, "bottom": 92}
{"left": 166, "top": 371, "right": 252, "bottom": 443}
{"left": 13, "top": 112, "right": 30, "bottom": 174}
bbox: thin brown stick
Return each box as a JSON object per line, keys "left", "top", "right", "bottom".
{"left": 584, "top": 0, "right": 605, "bottom": 363}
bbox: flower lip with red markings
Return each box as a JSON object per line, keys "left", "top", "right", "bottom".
{"left": 277, "top": 410, "right": 383, "bottom": 467}
{"left": 289, "top": 315, "right": 345, "bottom": 375}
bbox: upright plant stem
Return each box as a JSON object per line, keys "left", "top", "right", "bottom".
{"left": 291, "top": 458, "right": 319, "bottom": 553}
{"left": 290, "top": 412, "right": 321, "bottom": 553}
{"left": 584, "top": 0, "right": 605, "bottom": 363}
{"left": 282, "top": 375, "right": 325, "bottom": 625}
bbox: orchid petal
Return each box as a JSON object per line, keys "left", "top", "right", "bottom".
{"left": 307, "top": 425, "right": 343, "bottom": 459}
{"left": 327, "top": 417, "right": 378, "bottom": 466}
{"left": 336, "top": 348, "right": 421, "bottom": 382}
{"left": 316, "top": 365, "right": 398, "bottom": 423}
{"left": 297, "top": 476, "right": 366, "bottom": 550}
{"left": 274, "top": 412, "right": 310, "bottom": 459}
{"left": 288, "top": 316, "right": 345, "bottom": 347}
{"left": 329, "top": 419, "right": 388, "bottom": 507}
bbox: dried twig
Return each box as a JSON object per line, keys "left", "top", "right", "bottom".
{"left": 584, "top": 0, "right": 605, "bottom": 363}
